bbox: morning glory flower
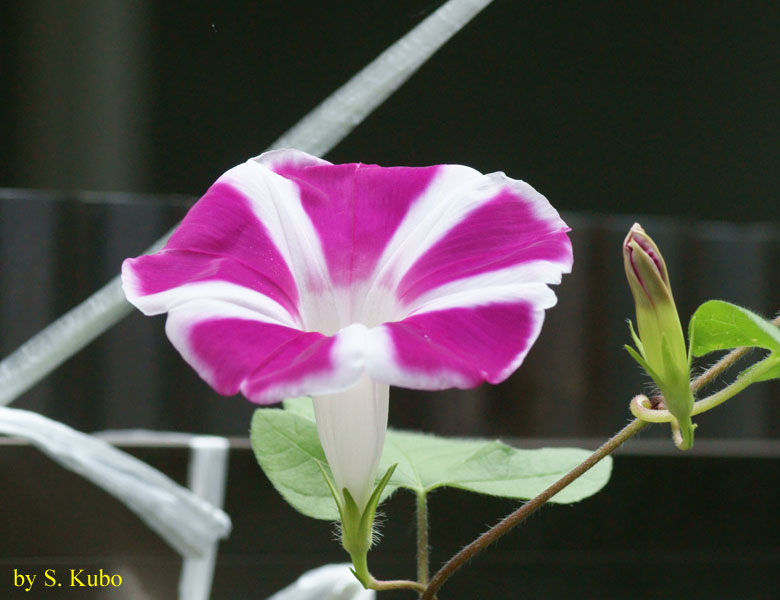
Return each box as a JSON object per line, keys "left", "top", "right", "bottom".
{"left": 122, "top": 149, "right": 572, "bottom": 513}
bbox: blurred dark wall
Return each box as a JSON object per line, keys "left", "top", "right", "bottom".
{"left": 1, "top": 191, "right": 777, "bottom": 439}
{"left": 0, "top": 1, "right": 778, "bottom": 438}
{"left": 1, "top": 1, "right": 778, "bottom": 222}
{"left": 4, "top": 440, "right": 779, "bottom": 599}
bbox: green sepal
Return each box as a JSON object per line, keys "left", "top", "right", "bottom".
{"left": 337, "top": 464, "right": 397, "bottom": 588}
{"left": 686, "top": 314, "right": 695, "bottom": 365}
{"left": 359, "top": 463, "right": 397, "bottom": 543}
{"left": 660, "top": 335, "right": 691, "bottom": 405}
{"left": 659, "top": 335, "right": 695, "bottom": 450}
{"left": 626, "top": 323, "right": 696, "bottom": 450}
{"left": 627, "top": 319, "right": 646, "bottom": 359}
{"left": 340, "top": 488, "right": 363, "bottom": 551}
{"left": 624, "top": 344, "right": 661, "bottom": 383}
{"left": 316, "top": 461, "right": 345, "bottom": 520}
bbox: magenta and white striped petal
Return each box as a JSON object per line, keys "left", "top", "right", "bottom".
{"left": 365, "top": 283, "right": 557, "bottom": 390}
{"left": 165, "top": 303, "right": 368, "bottom": 403}
{"left": 122, "top": 149, "right": 572, "bottom": 404}
{"left": 122, "top": 149, "right": 572, "bottom": 508}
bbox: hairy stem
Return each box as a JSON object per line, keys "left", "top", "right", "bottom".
{"left": 633, "top": 353, "right": 780, "bottom": 423}
{"left": 632, "top": 313, "right": 780, "bottom": 424}
{"left": 420, "top": 418, "right": 648, "bottom": 600}
{"left": 417, "top": 490, "right": 430, "bottom": 587}
{"left": 692, "top": 355, "right": 779, "bottom": 414}
{"left": 368, "top": 577, "right": 428, "bottom": 594}
{"left": 689, "top": 347, "right": 751, "bottom": 392}
{"left": 421, "top": 313, "right": 780, "bottom": 599}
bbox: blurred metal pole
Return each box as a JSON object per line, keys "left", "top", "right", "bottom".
{"left": 0, "top": 0, "right": 494, "bottom": 405}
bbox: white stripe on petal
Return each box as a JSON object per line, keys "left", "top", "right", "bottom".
{"left": 406, "top": 273, "right": 559, "bottom": 316}
{"left": 364, "top": 325, "right": 474, "bottom": 389}
{"left": 367, "top": 164, "right": 486, "bottom": 293}
{"left": 365, "top": 169, "right": 569, "bottom": 311}
{"left": 248, "top": 323, "right": 369, "bottom": 402}
{"left": 254, "top": 148, "right": 332, "bottom": 171}
{"left": 221, "top": 158, "right": 345, "bottom": 333}
{"left": 127, "top": 280, "right": 298, "bottom": 327}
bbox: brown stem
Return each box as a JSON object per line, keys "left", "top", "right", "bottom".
{"left": 419, "top": 312, "right": 780, "bottom": 599}
{"left": 689, "top": 347, "right": 749, "bottom": 393}
{"left": 369, "top": 577, "right": 427, "bottom": 594}
{"left": 420, "top": 418, "right": 648, "bottom": 600}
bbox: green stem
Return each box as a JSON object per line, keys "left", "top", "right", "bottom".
{"left": 420, "top": 418, "right": 648, "bottom": 600}
{"left": 691, "top": 355, "right": 779, "bottom": 415}
{"left": 351, "top": 530, "right": 428, "bottom": 595}
{"left": 353, "top": 553, "right": 427, "bottom": 593}
{"left": 417, "top": 490, "right": 430, "bottom": 586}
{"left": 368, "top": 576, "right": 427, "bottom": 594}
{"left": 631, "top": 354, "right": 780, "bottom": 423}
{"left": 349, "top": 550, "right": 371, "bottom": 588}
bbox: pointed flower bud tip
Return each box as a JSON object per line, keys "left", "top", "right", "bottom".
{"left": 623, "top": 223, "right": 672, "bottom": 308}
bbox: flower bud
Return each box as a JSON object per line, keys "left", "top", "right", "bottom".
{"left": 623, "top": 223, "right": 694, "bottom": 448}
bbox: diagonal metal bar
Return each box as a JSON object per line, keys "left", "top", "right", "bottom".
{"left": 270, "top": 0, "right": 494, "bottom": 155}
{"left": 0, "top": 0, "right": 494, "bottom": 406}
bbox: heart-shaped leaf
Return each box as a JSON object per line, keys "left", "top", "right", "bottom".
{"left": 689, "top": 300, "right": 780, "bottom": 357}
{"left": 251, "top": 398, "right": 612, "bottom": 520}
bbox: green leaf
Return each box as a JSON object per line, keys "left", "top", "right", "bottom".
{"left": 624, "top": 344, "right": 661, "bottom": 383}
{"left": 252, "top": 401, "right": 613, "bottom": 520}
{"left": 250, "top": 406, "right": 343, "bottom": 520}
{"left": 380, "top": 429, "right": 611, "bottom": 503}
{"left": 689, "top": 300, "right": 780, "bottom": 357}
{"left": 282, "top": 396, "right": 316, "bottom": 420}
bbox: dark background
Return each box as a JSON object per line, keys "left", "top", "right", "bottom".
{"left": 1, "top": 1, "right": 778, "bottom": 220}
{"left": 3, "top": 440, "right": 779, "bottom": 599}
{"left": 0, "top": 1, "right": 778, "bottom": 437}
{"left": 1, "top": 4, "right": 779, "bottom": 599}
